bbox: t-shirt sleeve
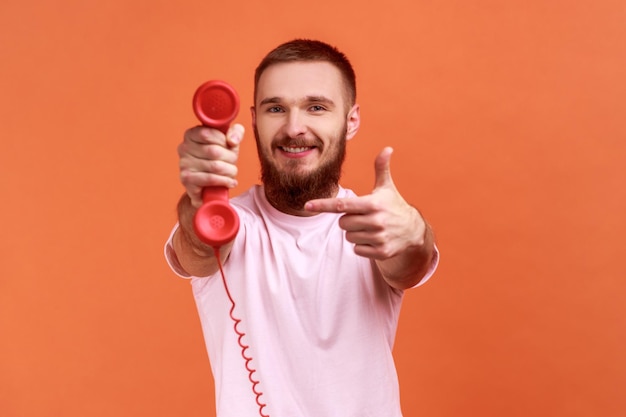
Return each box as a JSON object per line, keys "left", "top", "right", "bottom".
{"left": 164, "top": 224, "right": 215, "bottom": 280}
{"left": 411, "top": 244, "right": 440, "bottom": 288}
{"left": 163, "top": 223, "right": 194, "bottom": 278}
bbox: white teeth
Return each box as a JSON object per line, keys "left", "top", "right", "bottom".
{"left": 281, "top": 147, "right": 310, "bottom": 153}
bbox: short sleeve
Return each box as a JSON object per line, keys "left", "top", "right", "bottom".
{"left": 411, "top": 244, "right": 440, "bottom": 288}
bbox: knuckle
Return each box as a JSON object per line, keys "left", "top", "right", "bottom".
{"left": 369, "top": 199, "right": 385, "bottom": 212}
{"left": 207, "top": 160, "right": 238, "bottom": 178}
{"left": 372, "top": 242, "right": 393, "bottom": 259}
{"left": 177, "top": 141, "right": 192, "bottom": 158}
{"left": 204, "top": 144, "right": 221, "bottom": 160}
{"left": 179, "top": 169, "right": 195, "bottom": 187}
{"left": 370, "top": 213, "right": 387, "bottom": 231}
{"left": 204, "top": 160, "right": 219, "bottom": 174}
{"left": 380, "top": 245, "right": 394, "bottom": 259}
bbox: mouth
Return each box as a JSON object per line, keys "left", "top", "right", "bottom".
{"left": 273, "top": 137, "right": 323, "bottom": 159}
{"left": 279, "top": 146, "right": 315, "bottom": 154}
{"left": 275, "top": 138, "right": 321, "bottom": 158}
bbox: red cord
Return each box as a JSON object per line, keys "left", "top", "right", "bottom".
{"left": 214, "top": 248, "right": 270, "bottom": 417}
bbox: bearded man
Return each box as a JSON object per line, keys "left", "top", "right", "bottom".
{"left": 165, "top": 39, "right": 439, "bottom": 417}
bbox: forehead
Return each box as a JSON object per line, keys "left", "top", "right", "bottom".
{"left": 255, "top": 61, "right": 346, "bottom": 105}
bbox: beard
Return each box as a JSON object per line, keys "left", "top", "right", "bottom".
{"left": 254, "top": 126, "right": 347, "bottom": 213}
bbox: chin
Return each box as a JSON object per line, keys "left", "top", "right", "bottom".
{"left": 279, "top": 160, "right": 320, "bottom": 175}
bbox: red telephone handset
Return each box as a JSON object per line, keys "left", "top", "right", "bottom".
{"left": 192, "top": 81, "right": 267, "bottom": 416}
{"left": 192, "top": 80, "right": 240, "bottom": 248}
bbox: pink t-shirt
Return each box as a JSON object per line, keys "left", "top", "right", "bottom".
{"left": 164, "top": 185, "right": 437, "bottom": 417}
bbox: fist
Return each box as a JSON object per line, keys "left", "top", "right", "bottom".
{"left": 178, "top": 124, "right": 244, "bottom": 207}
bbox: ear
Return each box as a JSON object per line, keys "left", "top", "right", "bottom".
{"left": 345, "top": 104, "right": 360, "bottom": 140}
{"left": 250, "top": 106, "right": 257, "bottom": 129}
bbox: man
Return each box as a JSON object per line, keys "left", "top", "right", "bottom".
{"left": 165, "top": 39, "right": 438, "bottom": 417}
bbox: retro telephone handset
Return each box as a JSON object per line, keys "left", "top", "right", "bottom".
{"left": 192, "top": 80, "right": 241, "bottom": 247}
{"left": 192, "top": 80, "right": 269, "bottom": 417}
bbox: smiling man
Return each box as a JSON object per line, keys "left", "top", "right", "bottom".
{"left": 253, "top": 60, "right": 358, "bottom": 216}
{"left": 165, "top": 39, "right": 439, "bottom": 417}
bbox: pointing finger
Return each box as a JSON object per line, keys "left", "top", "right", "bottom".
{"left": 305, "top": 197, "right": 370, "bottom": 214}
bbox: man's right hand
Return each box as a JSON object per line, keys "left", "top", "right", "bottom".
{"left": 177, "top": 124, "right": 245, "bottom": 208}
{"left": 173, "top": 123, "right": 244, "bottom": 277}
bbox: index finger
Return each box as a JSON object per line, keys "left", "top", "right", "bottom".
{"left": 304, "top": 197, "right": 370, "bottom": 214}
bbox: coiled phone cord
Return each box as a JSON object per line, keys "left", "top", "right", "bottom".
{"left": 214, "top": 249, "right": 270, "bottom": 417}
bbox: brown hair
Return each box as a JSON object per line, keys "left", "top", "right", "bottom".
{"left": 254, "top": 39, "right": 357, "bottom": 108}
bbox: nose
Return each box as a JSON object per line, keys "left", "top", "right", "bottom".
{"left": 284, "top": 110, "right": 307, "bottom": 138}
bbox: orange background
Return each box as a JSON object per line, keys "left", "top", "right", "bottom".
{"left": 1, "top": 1, "right": 624, "bottom": 416}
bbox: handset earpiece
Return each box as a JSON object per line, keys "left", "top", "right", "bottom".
{"left": 192, "top": 80, "right": 241, "bottom": 248}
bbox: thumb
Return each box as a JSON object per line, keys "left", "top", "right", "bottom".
{"left": 374, "top": 146, "right": 395, "bottom": 190}
{"left": 226, "top": 123, "right": 245, "bottom": 150}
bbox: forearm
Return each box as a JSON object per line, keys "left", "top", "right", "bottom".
{"left": 173, "top": 193, "right": 232, "bottom": 277}
{"left": 376, "top": 210, "right": 436, "bottom": 290}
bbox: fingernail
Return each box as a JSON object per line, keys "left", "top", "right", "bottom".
{"left": 231, "top": 124, "right": 245, "bottom": 144}
{"left": 229, "top": 133, "right": 241, "bottom": 145}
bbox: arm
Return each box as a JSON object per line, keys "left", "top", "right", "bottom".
{"left": 172, "top": 124, "right": 244, "bottom": 277}
{"left": 304, "top": 147, "right": 437, "bottom": 290}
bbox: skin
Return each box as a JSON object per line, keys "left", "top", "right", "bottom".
{"left": 173, "top": 61, "right": 435, "bottom": 289}
{"left": 252, "top": 62, "right": 359, "bottom": 215}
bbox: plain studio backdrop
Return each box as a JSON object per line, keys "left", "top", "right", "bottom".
{"left": 1, "top": 1, "right": 624, "bottom": 416}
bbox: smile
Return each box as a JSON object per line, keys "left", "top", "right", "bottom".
{"left": 280, "top": 146, "right": 314, "bottom": 153}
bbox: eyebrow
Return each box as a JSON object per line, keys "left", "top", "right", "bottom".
{"left": 259, "top": 95, "right": 337, "bottom": 108}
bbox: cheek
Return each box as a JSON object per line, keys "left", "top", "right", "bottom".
{"left": 255, "top": 118, "right": 280, "bottom": 142}
{"left": 320, "top": 122, "right": 347, "bottom": 149}
{"left": 255, "top": 132, "right": 278, "bottom": 163}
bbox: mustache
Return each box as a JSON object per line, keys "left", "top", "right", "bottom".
{"left": 272, "top": 135, "right": 324, "bottom": 149}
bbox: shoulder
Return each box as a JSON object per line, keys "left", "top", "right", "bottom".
{"left": 231, "top": 185, "right": 258, "bottom": 206}
{"left": 230, "top": 185, "right": 262, "bottom": 218}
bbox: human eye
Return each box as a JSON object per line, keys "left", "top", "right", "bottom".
{"left": 267, "top": 106, "right": 284, "bottom": 113}
{"left": 309, "top": 104, "right": 326, "bottom": 112}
